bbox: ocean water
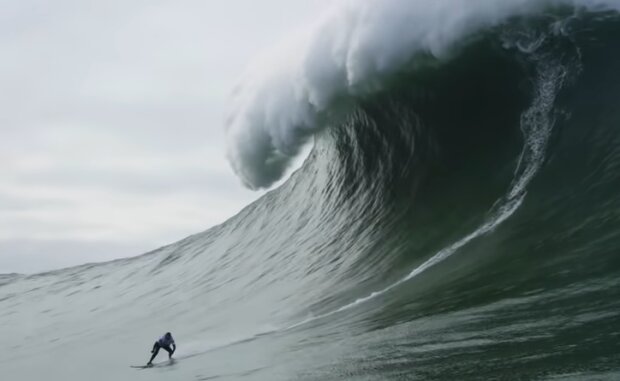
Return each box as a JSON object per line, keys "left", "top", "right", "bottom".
{"left": 3, "top": 3, "right": 620, "bottom": 380}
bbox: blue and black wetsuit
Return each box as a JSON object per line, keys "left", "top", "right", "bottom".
{"left": 147, "top": 333, "right": 176, "bottom": 365}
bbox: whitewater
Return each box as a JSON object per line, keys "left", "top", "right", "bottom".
{"left": 3, "top": 1, "right": 620, "bottom": 380}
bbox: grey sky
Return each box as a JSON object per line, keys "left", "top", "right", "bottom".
{"left": 1, "top": 0, "right": 328, "bottom": 273}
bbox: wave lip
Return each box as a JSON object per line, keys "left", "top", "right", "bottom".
{"left": 225, "top": 0, "right": 619, "bottom": 189}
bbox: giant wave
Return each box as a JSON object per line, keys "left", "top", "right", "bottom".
{"left": 2, "top": 2, "right": 620, "bottom": 380}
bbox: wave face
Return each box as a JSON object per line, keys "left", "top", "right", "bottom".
{"left": 3, "top": 6, "right": 620, "bottom": 381}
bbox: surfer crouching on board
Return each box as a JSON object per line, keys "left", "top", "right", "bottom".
{"left": 147, "top": 332, "right": 176, "bottom": 366}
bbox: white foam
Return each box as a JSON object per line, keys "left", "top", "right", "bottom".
{"left": 225, "top": 0, "right": 619, "bottom": 189}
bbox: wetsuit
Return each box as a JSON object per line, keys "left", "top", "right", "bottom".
{"left": 148, "top": 334, "right": 176, "bottom": 364}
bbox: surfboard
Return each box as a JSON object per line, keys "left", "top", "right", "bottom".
{"left": 130, "top": 359, "right": 176, "bottom": 369}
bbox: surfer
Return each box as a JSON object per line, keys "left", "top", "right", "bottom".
{"left": 147, "top": 332, "right": 176, "bottom": 366}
